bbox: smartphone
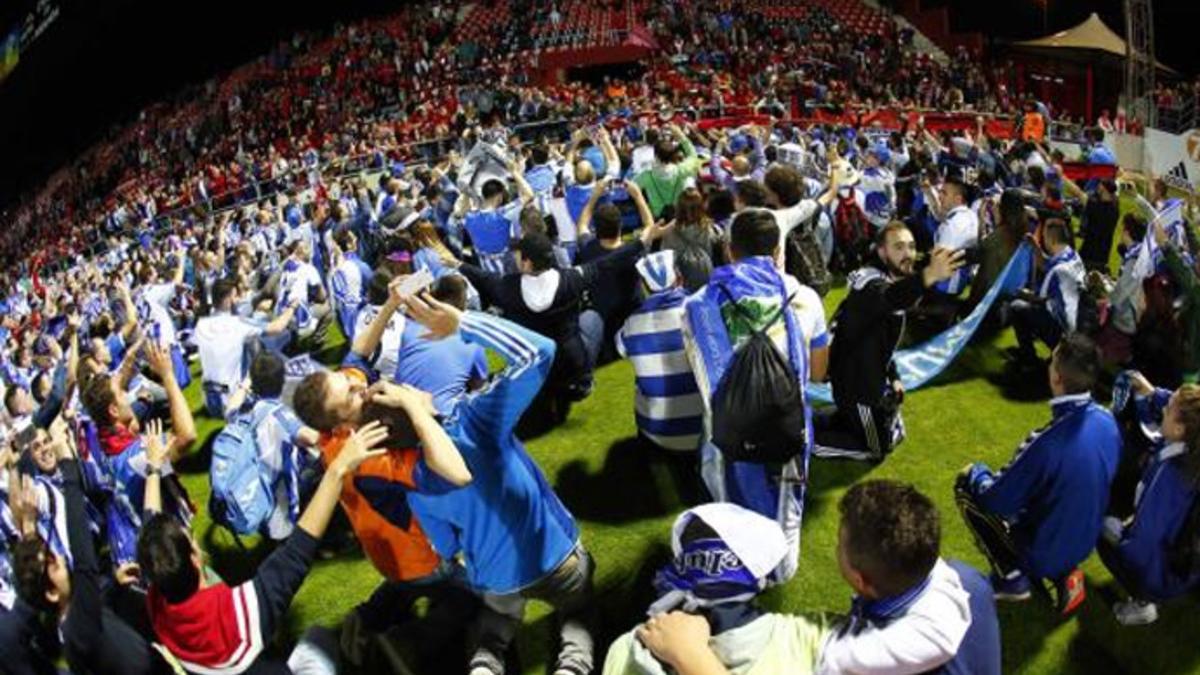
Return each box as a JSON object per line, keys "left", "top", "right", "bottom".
{"left": 960, "top": 247, "right": 982, "bottom": 266}
{"left": 395, "top": 268, "right": 435, "bottom": 299}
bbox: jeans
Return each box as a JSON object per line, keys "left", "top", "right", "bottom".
{"left": 203, "top": 383, "right": 229, "bottom": 419}
{"left": 356, "top": 561, "right": 477, "bottom": 635}
{"left": 578, "top": 310, "right": 604, "bottom": 369}
{"left": 471, "top": 544, "right": 595, "bottom": 675}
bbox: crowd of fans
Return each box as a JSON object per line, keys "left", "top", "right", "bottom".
{"left": 2, "top": 0, "right": 1066, "bottom": 277}
{"left": 3, "top": 1, "right": 1200, "bottom": 674}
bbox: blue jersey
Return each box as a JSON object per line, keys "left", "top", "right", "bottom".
{"left": 406, "top": 312, "right": 578, "bottom": 593}
{"left": 971, "top": 394, "right": 1120, "bottom": 579}
{"left": 1103, "top": 387, "right": 1200, "bottom": 601}
{"left": 464, "top": 202, "right": 521, "bottom": 274}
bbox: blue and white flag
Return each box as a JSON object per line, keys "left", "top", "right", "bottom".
{"left": 1132, "top": 198, "right": 1186, "bottom": 281}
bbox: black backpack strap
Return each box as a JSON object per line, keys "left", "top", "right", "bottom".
{"left": 715, "top": 284, "right": 796, "bottom": 336}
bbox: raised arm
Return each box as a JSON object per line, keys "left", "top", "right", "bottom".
{"left": 508, "top": 158, "right": 535, "bottom": 204}
{"left": 171, "top": 247, "right": 186, "bottom": 287}
{"left": 141, "top": 419, "right": 169, "bottom": 516}
{"left": 576, "top": 177, "right": 613, "bottom": 239}
{"left": 265, "top": 301, "right": 298, "bottom": 336}
{"left": 351, "top": 279, "right": 404, "bottom": 359}
{"left": 113, "top": 334, "right": 144, "bottom": 393}
{"left": 404, "top": 291, "right": 553, "bottom": 435}
{"left": 598, "top": 128, "right": 620, "bottom": 174}
{"left": 145, "top": 342, "right": 196, "bottom": 459}
{"left": 223, "top": 377, "right": 253, "bottom": 419}
{"left": 116, "top": 282, "right": 139, "bottom": 342}
{"left": 625, "top": 180, "right": 654, "bottom": 231}
{"left": 368, "top": 382, "right": 472, "bottom": 486}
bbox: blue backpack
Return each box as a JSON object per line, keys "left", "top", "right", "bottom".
{"left": 209, "top": 402, "right": 284, "bottom": 536}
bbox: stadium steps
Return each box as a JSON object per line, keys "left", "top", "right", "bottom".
{"left": 858, "top": 0, "right": 949, "bottom": 65}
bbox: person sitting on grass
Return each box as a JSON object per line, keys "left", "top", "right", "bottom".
{"left": 1002, "top": 218, "right": 1086, "bottom": 369}
{"left": 138, "top": 417, "right": 389, "bottom": 674}
{"left": 80, "top": 341, "right": 197, "bottom": 564}
{"left": 615, "top": 250, "right": 704, "bottom": 454}
{"left": 220, "top": 351, "right": 322, "bottom": 541}
{"left": 627, "top": 480, "right": 1001, "bottom": 675}
{"left": 1099, "top": 372, "right": 1200, "bottom": 625}
{"left": 10, "top": 419, "right": 168, "bottom": 675}
{"left": 957, "top": 333, "right": 1121, "bottom": 614}
{"left": 602, "top": 502, "right": 826, "bottom": 675}
{"left": 456, "top": 206, "right": 670, "bottom": 408}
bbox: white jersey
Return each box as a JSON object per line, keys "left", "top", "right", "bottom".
{"left": 353, "top": 304, "right": 407, "bottom": 380}
{"left": 859, "top": 167, "right": 896, "bottom": 228}
{"left": 777, "top": 142, "right": 806, "bottom": 171}
{"left": 817, "top": 559, "right": 973, "bottom": 675}
{"left": 278, "top": 260, "right": 323, "bottom": 332}
{"left": 935, "top": 205, "right": 980, "bottom": 295}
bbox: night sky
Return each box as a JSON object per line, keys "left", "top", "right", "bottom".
{"left": 0, "top": 0, "right": 1196, "bottom": 212}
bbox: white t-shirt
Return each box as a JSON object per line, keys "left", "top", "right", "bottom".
{"left": 784, "top": 275, "right": 831, "bottom": 355}
{"left": 935, "top": 205, "right": 981, "bottom": 295}
{"left": 771, "top": 200, "right": 822, "bottom": 242}
{"left": 768, "top": 201, "right": 822, "bottom": 269}
{"left": 195, "top": 312, "right": 264, "bottom": 389}
{"left": 936, "top": 205, "right": 980, "bottom": 251}
{"left": 631, "top": 145, "right": 656, "bottom": 176}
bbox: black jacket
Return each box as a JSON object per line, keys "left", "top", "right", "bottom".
{"left": 828, "top": 265, "right": 927, "bottom": 407}
{"left": 461, "top": 240, "right": 645, "bottom": 391}
{"left": 59, "top": 460, "right": 170, "bottom": 675}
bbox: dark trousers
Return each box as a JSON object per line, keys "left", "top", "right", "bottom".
{"left": 813, "top": 395, "right": 902, "bottom": 461}
{"left": 356, "top": 561, "right": 479, "bottom": 637}
{"left": 955, "top": 475, "right": 1023, "bottom": 579}
{"left": 1008, "top": 299, "right": 1063, "bottom": 357}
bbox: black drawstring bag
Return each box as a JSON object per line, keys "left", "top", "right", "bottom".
{"left": 710, "top": 286, "right": 806, "bottom": 464}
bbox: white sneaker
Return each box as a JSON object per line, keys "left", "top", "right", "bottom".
{"left": 1114, "top": 599, "right": 1159, "bottom": 626}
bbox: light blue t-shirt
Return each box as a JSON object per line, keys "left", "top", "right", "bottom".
{"left": 394, "top": 321, "right": 488, "bottom": 415}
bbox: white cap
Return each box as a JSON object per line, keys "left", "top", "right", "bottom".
{"left": 670, "top": 502, "right": 788, "bottom": 582}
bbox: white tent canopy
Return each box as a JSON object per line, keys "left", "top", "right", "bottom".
{"left": 1012, "top": 12, "right": 1174, "bottom": 72}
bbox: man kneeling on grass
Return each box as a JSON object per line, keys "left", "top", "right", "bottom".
{"left": 611, "top": 480, "right": 1000, "bottom": 675}
{"left": 957, "top": 333, "right": 1121, "bottom": 614}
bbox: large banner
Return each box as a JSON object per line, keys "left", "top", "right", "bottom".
{"left": 1145, "top": 127, "right": 1200, "bottom": 193}
{"left": 809, "top": 244, "right": 1033, "bottom": 403}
